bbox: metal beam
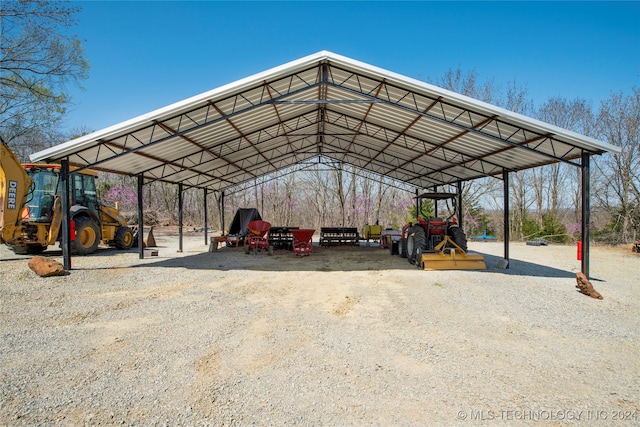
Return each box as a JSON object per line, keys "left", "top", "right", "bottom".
{"left": 457, "top": 181, "right": 463, "bottom": 230}
{"left": 581, "top": 152, "right": 590, "bottom": 278}
{"left": 503, "top": 169, "right": 510, "bottom": 268}
{"left": 433, "top": 185, "right": 439, "bottom": 218}
{"left": 221, "top": 191, "right": 225, "bottom": 233}
{"left": 271, "top": 99, "right": 386, "bottom": 104}
{"left": 137, "top": 174, "right": 144, "bottom": 259}
{"left": 203, "top": 188, "right": 208, "bottom": 245}
{"left": 60, "top": 159, "right": 71, "bottom": 270}
{"left": 178, "top": 182, "right": 183, "bottom": 253}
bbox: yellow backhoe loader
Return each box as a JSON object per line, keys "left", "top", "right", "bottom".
{"left": 1, "top": 142, "right": 134, "bottom": 255}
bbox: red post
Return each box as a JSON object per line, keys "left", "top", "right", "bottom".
{"left": 70, "top": 220, "right": 76, "bottom": 241}
{"left": 577, "top": 241, "right": 582, "bottom": 261}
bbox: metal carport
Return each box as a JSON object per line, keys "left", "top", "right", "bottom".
{"left": 30, "top": 51, "right": 621, "bottom": 276}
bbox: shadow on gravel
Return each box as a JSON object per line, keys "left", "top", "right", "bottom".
{"left": 479, "top": 252, "right": 577, "bottom": 279}
{"left": 1, "top": 245, "right": 168, "bottom": 260}
{"left": 2, "top": 242, "right": 579, "bottom": 278}
{"left": 118, "top": 246, "right": 578, "bottom": 278}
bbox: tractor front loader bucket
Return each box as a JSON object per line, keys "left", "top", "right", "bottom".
{"left": 420, "top": 236, "right": 487, "bottom": 271}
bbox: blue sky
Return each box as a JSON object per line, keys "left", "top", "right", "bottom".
{"left": 64, "top": 1, "right": 640, "bottom": 133}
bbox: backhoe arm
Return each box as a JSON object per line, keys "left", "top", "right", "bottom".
{"left": 0, "top": 143, "right": 33, "bottom": 245}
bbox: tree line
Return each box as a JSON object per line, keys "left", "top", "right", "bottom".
{"left": 2, "top": 1, "right": 638, "bottom": 245}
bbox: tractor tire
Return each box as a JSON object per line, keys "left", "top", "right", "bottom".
{"left": 415, "top": 246, "right": 424, "bottom": 268}
{"left": 10, "top": 243, "right": 46, "bottom": 255}
{"left": 399, "top": 238, "right": 408, "bottom": 258}
{"left": 448, "top": 226, "right": 468, "bottom": 252}
{"left": 72, "top": 216, "right": 101, "bottom": 255}
{"left": 114, "top": 226, "right": 134, "bottom": 250}
{"left": 407, "top": 225, "right": 426, "bottom": 265}
{"left": 389, "top": 240, "right": 399, "bottom": 255}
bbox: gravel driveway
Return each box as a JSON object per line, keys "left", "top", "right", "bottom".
{"left": 1, "top": 231, "right": 638, "bottom": 425}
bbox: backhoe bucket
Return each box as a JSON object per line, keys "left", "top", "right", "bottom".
{"left": 144, "top": 226, "right": 156, "bottom": 247}
{"left": 421, "top": 250, "right": 487, "bottom": 270}
{"left": 132, "top": 226, "right": 156, "bottom": 247}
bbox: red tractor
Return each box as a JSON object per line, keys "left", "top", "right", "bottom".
{"left": 394, "top": 193, "right": 468, "bottom": 266}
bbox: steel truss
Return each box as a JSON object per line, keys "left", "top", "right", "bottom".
{"left": 62, "top": 62, "right": 594, "bottom": 195}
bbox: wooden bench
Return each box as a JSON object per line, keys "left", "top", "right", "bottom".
{"left": 209, "top": 236, "right": 228, "bottom": 252}
{"left": 209, "top": 235, "right": 240, "bottom": 252}
{"left": 319, "top": 227, "right": 360, "bottom": 246}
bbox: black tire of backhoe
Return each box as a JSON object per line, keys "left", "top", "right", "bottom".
{"left": 25, "top": 244, "right": 46, "bottom": 255}
{"left": 399, "top": 237, "right": 408, "bottom": 258}
{"left": 448, "top": 226, "right": 468, "bottom": 253}
{"left": 114, "top": 226, "right": 134, "bottom": 250}
{"left": 72, "top": 216, "right": 100, "bottom": 255}
{"left": 10, "top": 244, "right": 45, "bottom": 255}
{"left": 407, "top": 225, "right": 426, "bottom": 265}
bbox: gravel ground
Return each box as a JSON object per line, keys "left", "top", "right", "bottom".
{"left": 1, "top": 231, "right": 639, "bottom": 426}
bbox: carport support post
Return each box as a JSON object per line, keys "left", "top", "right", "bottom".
{"left": 60, "top": 159, "right": 71, "bottom": 270}
{"left": 137, "top": 174, "right": 144, "bottom": 259}
{"left": 503, "top": 169, "right": 510, "bottom": 268}
{"left": 178, "top": 183, "right": 183, "bottom": 253}
{"left": 415, "top": 189, "right": 420, "bottom": 219}
{"left": 432, "top": 186, "right": 438, "bottom": 218}
{"left": 203, "top": 188, "right": 208, "bottom": 245}
{"left": 581, "top": 152, "right": 590, "bottom": 278}
{"left": 457, "top": 181, "right": 463, "bottom": 230}
{"left": 221, "top": 191, "right": 225, "bottom": 233}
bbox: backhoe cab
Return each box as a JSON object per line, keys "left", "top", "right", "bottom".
{"left": 1, "top": 142, "right": 134, "bottom": 255}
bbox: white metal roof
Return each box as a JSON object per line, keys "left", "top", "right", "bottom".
{"left": 31, "top": 50, "right": 621, "bottom": 192}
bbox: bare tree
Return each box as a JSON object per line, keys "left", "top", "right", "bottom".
{"left": 510, "top": 170, "right": 536, "bottom": 240}
{"left": 535, "top": 97, "right": 596, "bottom": 223}
{"left": 299, "top": 167, "right": 333, "bottom": 230}
{"left": 331, "top": 162, "right": 352, "bottom": 226}
{"left": 374, "top": 175, "right": 391, "bottom": 225}
{"left": 434, "top": 68, "right": 498, "bottom": 103}
{"left": 593, "top": 88, "right": 640, "bottom": 243}
{"left": 1, "top": 0, "right": 89, "bottom": 144}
